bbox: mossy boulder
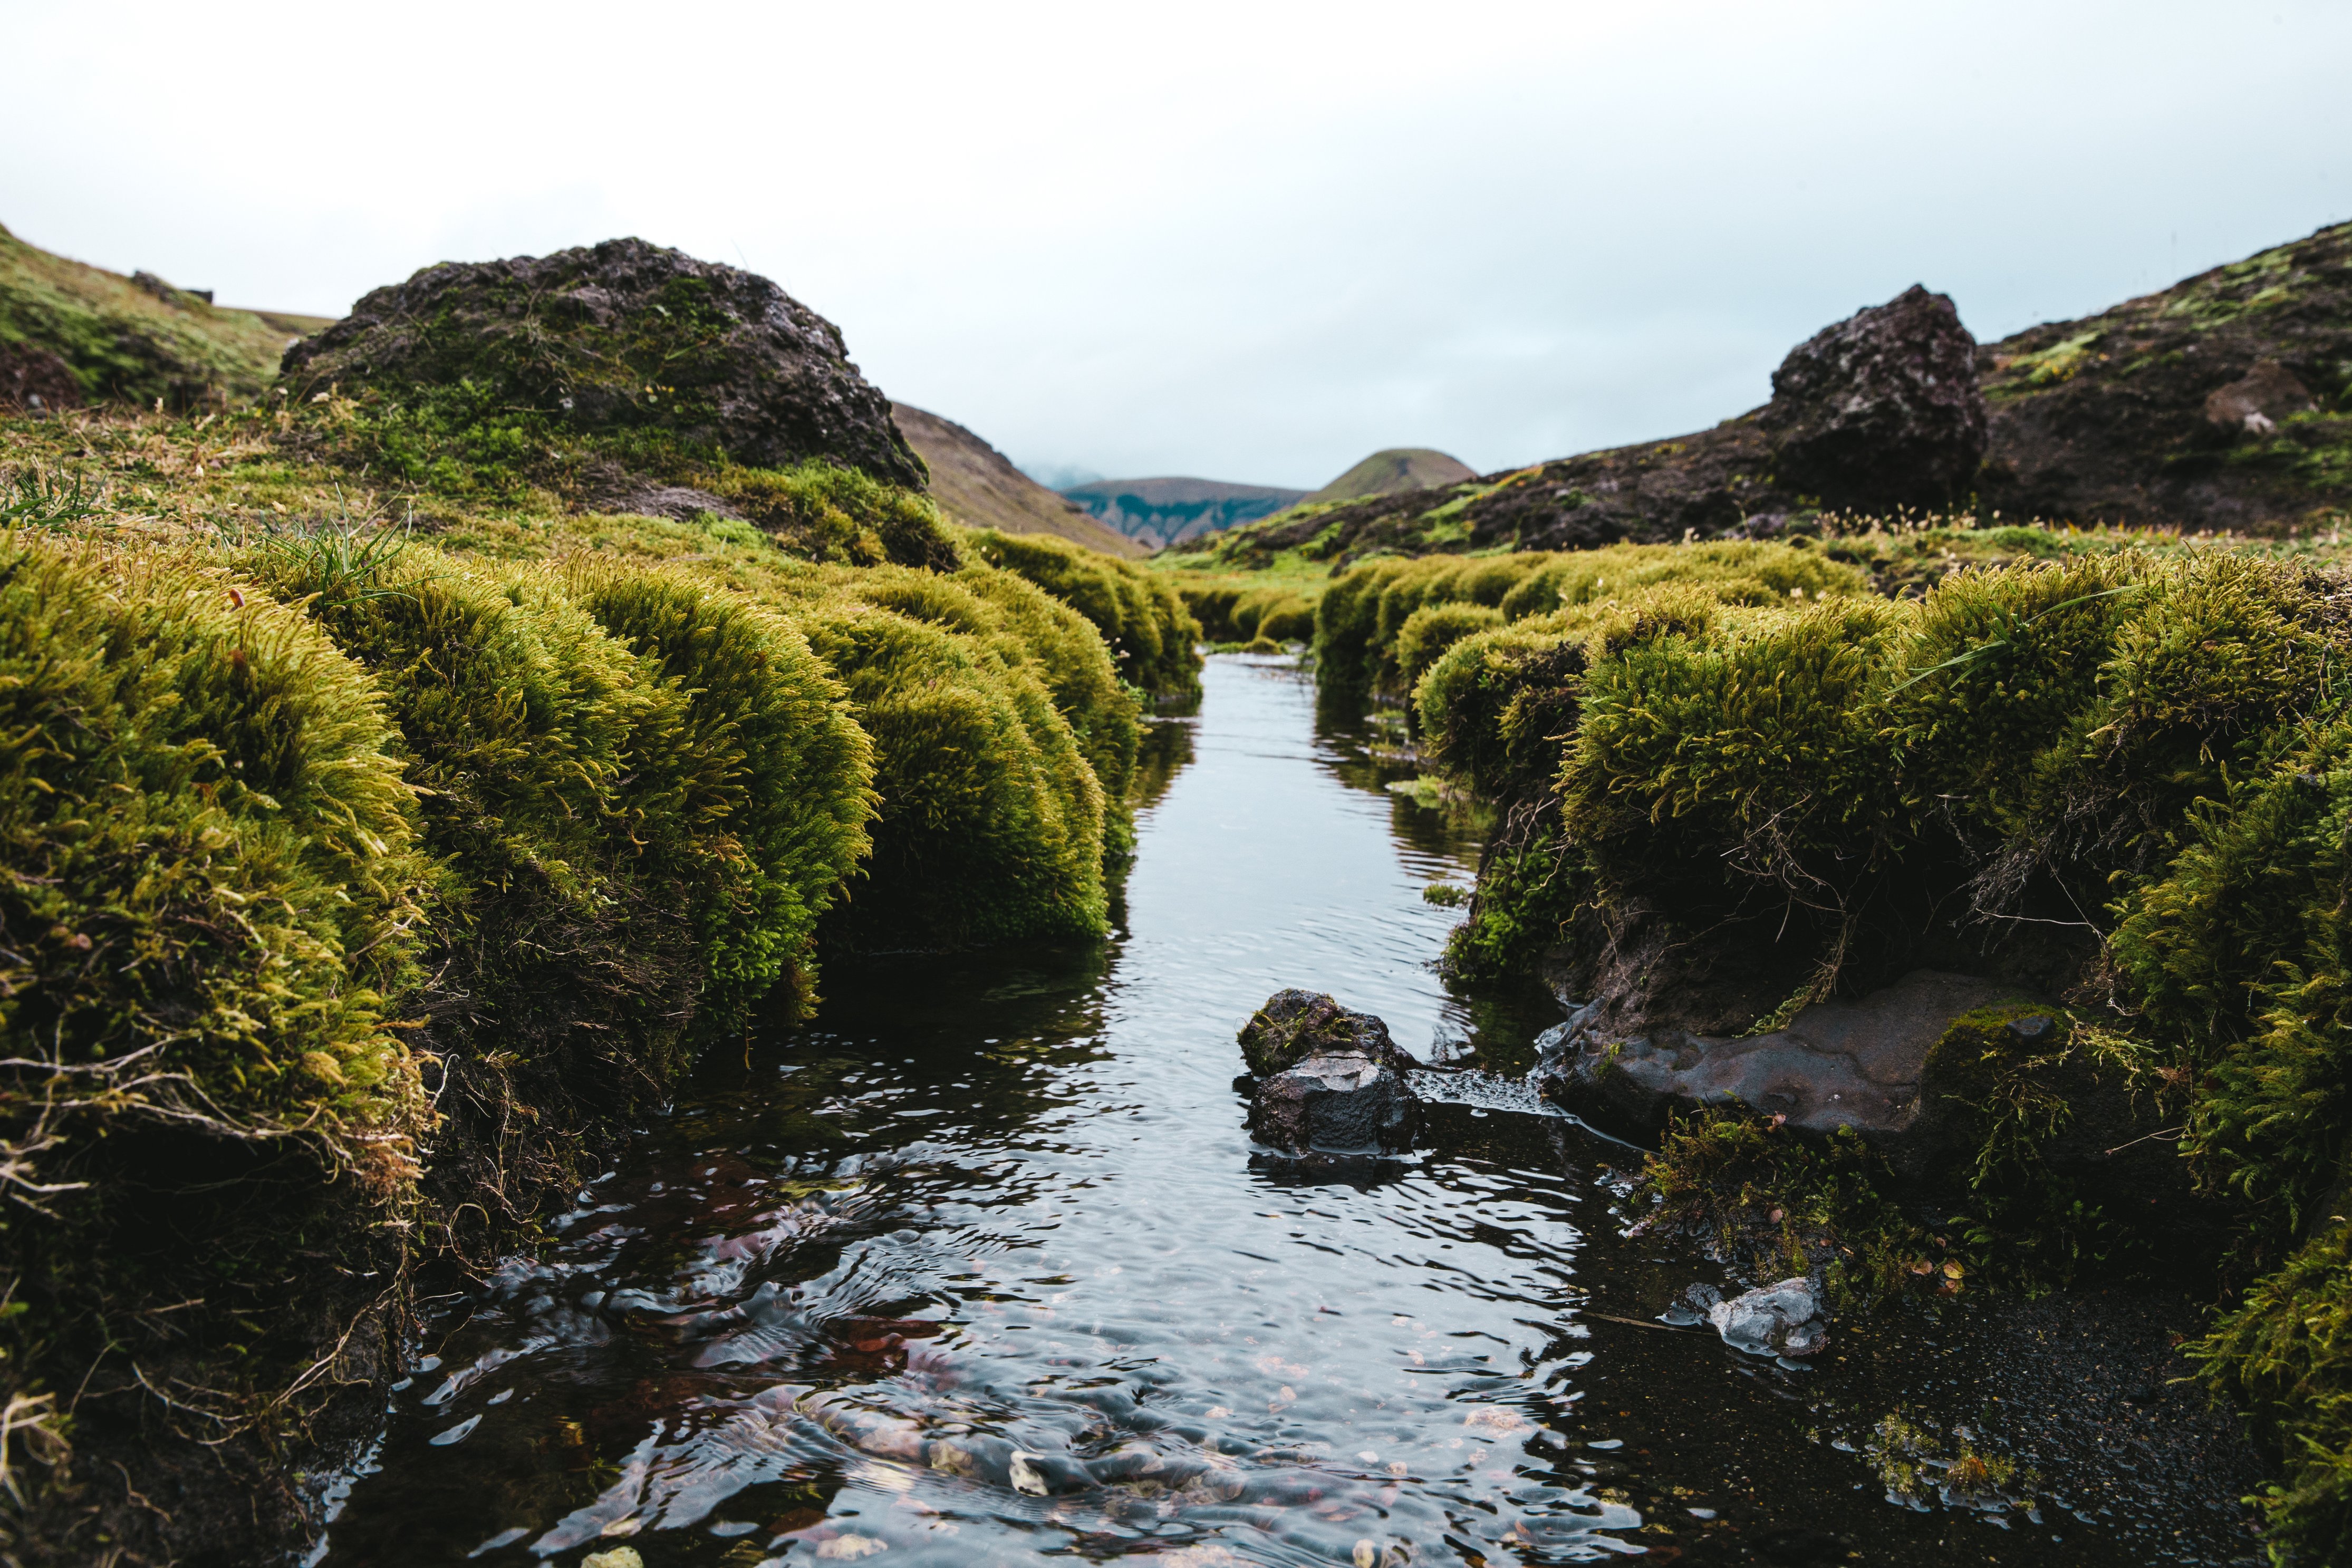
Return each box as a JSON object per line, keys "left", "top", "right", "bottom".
{"left": 282, "top": 237, "right": 925, "bottom": 486}
{"left": 1237, "top": 990, "right": 1416, "bottom": 1078}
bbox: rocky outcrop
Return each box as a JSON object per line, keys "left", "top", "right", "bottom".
{"left": 1236, "top": 991, "right": 1421, "bottom": 1155}
{"left": 282, "top": 237, "right": 925, "bottom": 487}
{"left": 1757, "top": 285, "right": 1987, "bottom": 510}
{"left": 1213, "top": 285, "right": 1988, "bottom": 565}
{"left": 1211, "top": 217, "right": 2352, "bottom": 563}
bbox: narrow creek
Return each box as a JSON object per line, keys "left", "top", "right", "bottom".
{"left": 315, "top": 656, "right": 2256, "bottom": 1567}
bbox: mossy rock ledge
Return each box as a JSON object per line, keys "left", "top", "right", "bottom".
{"left": 1536, "top": 970, "right": 2195, "bottom": 1221}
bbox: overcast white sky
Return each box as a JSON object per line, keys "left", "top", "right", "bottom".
{"left": 5, "top": 2, "right": 2347, "bottom": 488}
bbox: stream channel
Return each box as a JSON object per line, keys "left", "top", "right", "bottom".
{"left": 315, "top": 656, "right": 2260, "bottom": 1567}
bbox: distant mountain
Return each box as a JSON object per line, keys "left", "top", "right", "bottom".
{"left": 891, "top": 404, "right": 1145, "bottom": 557}
{"left": 1062, "top": 476, "right": 1309, "bottom": 549}
{"left": 1301, "top": 448, "right": 1477, "bottom": 506}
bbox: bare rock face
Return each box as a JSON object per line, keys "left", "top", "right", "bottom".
{"left": 1248, "top": 1052, "right": 1419, "bottom": 1155}
{"left": 1761, "top": 284, "right": 1989, "bottom": 510}
{"left": 1236, "top": 991, "right": 1421, "bottom": 1155}
{"left": 282, "top": 237, "right": 925, "bottom": 487}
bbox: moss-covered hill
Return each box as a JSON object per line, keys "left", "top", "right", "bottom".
{"left": 1199, "top": 220, "right": 2352, "bottom": 569}
{"left": 1298, "top": 447, "right": 1477, "bottom": 505}
{"left": 0, "top": 221, "right": 331, "bottom": 409}
{"left": 0, "top": 239, "right": 1197, "bottom": 1566}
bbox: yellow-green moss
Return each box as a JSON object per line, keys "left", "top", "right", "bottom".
{"left": 959, "top": 526, "right": 1202, "bottom": 701}
{"left": 0, "top": 529, "right": 433, "bottom": 1543}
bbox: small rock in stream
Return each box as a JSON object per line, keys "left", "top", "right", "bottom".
{"left": 1238, "top": 991, "right": 1421, "bottom": 1156}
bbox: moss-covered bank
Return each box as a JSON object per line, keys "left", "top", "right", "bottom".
{"left": 0, "top": 364, "right": 1193, "bottom": 1561}
{"left": 1361, "top": 530, "right": 2352, "bottom": 1559}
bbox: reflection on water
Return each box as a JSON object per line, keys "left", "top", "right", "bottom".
{"left": 317, "top": 657, "right": 2234, "bottom": 1566}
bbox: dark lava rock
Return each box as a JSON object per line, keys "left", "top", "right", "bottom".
{"left": 1757, "top": 284, "right": 1987, "bottom": 510}
{"left": 1539, "top": 970, "right": 2031, "bottom": 1175}
{"left": 1248, "top": 1051, "right": 1418, "bottom": 1156}
{"left": 1236, "top": 989, "right": 1416, "bottom": 1078}
{"left": 1237, "top": 991, "right": 1421, "bottom": 1156}
{"left": 282, "top": 237, "right": 925, "bottom": 487}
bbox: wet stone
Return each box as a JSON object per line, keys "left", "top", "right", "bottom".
{"left": 1237, "top": 990, "right": 1423, "bottom": 1155}
{"left": 1683, "top": 1277, "right": 1828, "bottom": 1358}
{"left": 1248, "top": 1052, "right": 1420, "bottom": 1156}
{"left": 1251, "top": 1053, "right": 1411, "bottom": 1151}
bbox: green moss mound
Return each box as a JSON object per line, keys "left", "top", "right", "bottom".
{"left": 2196, "top": 1223, "right": 2352, "bottom": 1560}
{"left": 715, "top": 459, "right": 961, "bottom": 570}
{"left": 459, "top": 512, "right": 1135, "bottom": 953}
{"left": 1314, "top": 541, "right": 1865, "bottom": 698}
{"left": 1405, "top": 544, "right": 2352, "bottom": 1553}
{"left": 1181, "top": 580, "right": 1316, "bottom": 647}
{"left": 565, "top": 562, "right": 875, "bottom": 1023}
{"left": 796, "top": 589, "right": 1108, "bottom": 950}
{"left": 0, "top": 531, "right": 432, "bottom": 1555}
{"left": 960, "top": 526, "right": 1203, "bottom": 701}
{"left": 246, "top": 540, "right": 721, "bottom": 1222}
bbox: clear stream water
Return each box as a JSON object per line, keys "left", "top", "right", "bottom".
{"left": 314, "top": 657, "right": 2253, "bottom": 1567}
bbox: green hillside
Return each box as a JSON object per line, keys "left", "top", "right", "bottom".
{"left": 0, "top": 221, "right": 331, "bottom": 408}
